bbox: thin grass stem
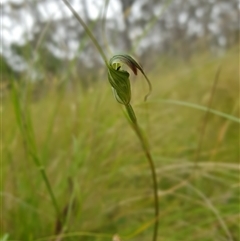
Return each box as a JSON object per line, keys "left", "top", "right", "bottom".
{"left": 11, "top": 81, "right": 62, "bottom": 226}
{"left": 62, "top": 0, "right": 108, "bottom": 66}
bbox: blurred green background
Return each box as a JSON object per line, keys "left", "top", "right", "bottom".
{"left": 1, "top": 0, "right": 239, "bottom": 240}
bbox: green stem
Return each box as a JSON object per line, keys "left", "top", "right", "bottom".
{"left": 125, "top": 104, "right": 137, "bottom": 124}
{"left": 11, "top": 82, "right": 62, "bottom": 226}
{"left": 62, "top": 0, "right": 108, "bottom": 66}
{"left": 38, "top": 165, "right": 62, "bottom": 222}
{"left": 125, "top": 104, "right": 159, "bottom": 241}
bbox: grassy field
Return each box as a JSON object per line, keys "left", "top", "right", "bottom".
{"left": 2, "top": 47, "right": 239, "bottom": 241}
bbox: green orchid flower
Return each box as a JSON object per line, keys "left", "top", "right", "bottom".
{"left": 108, "top": 54, "right": 152, "bottom": 104}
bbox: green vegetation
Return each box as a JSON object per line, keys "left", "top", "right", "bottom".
{"left": 2, "top": 46, "right": 239, "bottom": 241}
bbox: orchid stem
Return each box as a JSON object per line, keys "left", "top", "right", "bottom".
{"left": 126, "top": 104, "right": 159, "bottom": 241}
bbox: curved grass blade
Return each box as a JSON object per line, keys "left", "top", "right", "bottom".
{"left": 141, "top": 99, "right": 240, "bottom": 124}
